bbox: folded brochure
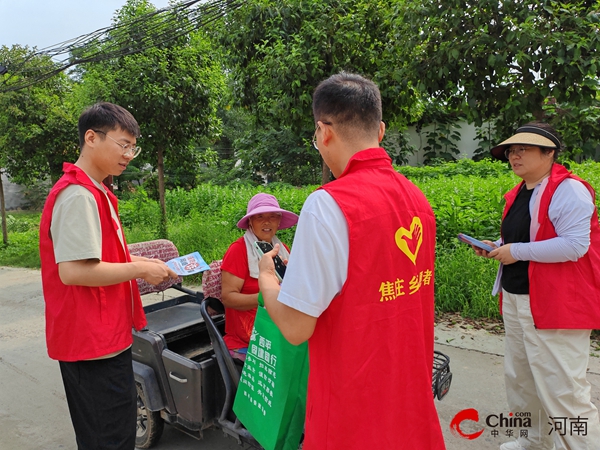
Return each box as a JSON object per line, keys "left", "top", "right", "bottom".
{"left": 166, "top": 252, "right": 209, "bottom": 276}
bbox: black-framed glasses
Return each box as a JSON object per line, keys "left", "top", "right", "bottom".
{"left": 92, "top": 129, "right": 142, "bottom": 159}
{"left": 505, "top": 145, "right": 536, "bottom": 159}
{"left": 312, "top": 121, "right": 332, "bottom": 151}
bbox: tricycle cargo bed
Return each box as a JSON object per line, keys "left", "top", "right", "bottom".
{"left": 143, "top": 295, "right": 204, "bottom": 339}
{"left": 132, "top": 292, "right": 227, "bottom": 443}
{"left": 139, "top": 294, "right": 224, "bottom": 361}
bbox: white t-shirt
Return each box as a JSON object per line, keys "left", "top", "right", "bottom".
{"left": 278, "top": 190, "right": 349, "bottom": 318}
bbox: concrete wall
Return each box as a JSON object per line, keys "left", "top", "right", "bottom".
{"left": 1, "top": 172, "right": 26, "bottom": 210}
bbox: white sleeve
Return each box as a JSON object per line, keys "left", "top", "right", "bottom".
{"left": 277, "top": 190, "right": 349, "bottom": 317}
{"left": 51, "top": 185, "right": 102, "bottom": 263}
{"left": 510, "top": 179, "right": 594, "bottom": 262}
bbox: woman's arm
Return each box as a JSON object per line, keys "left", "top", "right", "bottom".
{"left": 221, "top": 270, "right": 259, "bottom": 311}
{"left": 510, "top": 179, "right": 594, "bottom": 263}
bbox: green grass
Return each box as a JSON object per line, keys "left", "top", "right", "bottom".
{"left": 0, "top": 229, "right": 41, "bottom": 268}
{"left": 0, "top": 212, "right": 41, "bottom": 268}
{"left": 435, "top": 244, "right": 500, "bottom": 318}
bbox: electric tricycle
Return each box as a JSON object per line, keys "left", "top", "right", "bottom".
{"left": 129, "top": 240, "right": 452, "bottom": 448}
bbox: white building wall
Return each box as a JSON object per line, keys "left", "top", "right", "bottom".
{"left": 405, "top": 121, "right": 481, "bottom": 166}
{"left": 1, "top": 172, "right": 26, "bottom": 210}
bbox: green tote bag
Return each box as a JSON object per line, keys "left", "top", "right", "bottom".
{"left": 233, "top": 293, "right": 309, "bottom": 450}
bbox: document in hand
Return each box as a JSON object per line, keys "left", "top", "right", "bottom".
{"left": 166, "top": 252, "right": 210, "bottom": 276}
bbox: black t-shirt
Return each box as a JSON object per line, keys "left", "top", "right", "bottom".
{"left": 501, "top": 186, "right": 534, "bottom": 294}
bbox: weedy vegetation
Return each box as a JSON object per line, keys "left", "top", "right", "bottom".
{"left": 3, "top": 159, "right": 600, "bottom": 319}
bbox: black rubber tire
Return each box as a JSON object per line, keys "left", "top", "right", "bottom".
{"left": 135, "top": 382, "right": 164, "bottom": 449}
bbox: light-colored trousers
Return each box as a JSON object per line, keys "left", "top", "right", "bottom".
{"left": 502, "top": 290, "right": 600, "bottom": 450}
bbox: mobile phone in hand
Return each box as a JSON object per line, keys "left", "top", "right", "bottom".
{"left": 457, "top": 233, "right": 495, "bottom": 252}
{"left": 254, "top": 241, "right": 286, "bottom": 282}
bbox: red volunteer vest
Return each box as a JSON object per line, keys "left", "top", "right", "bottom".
{"left": 303, "top": 148, "right": 445, "bottom": 449}
{"left": 502, "top": 163, "right": 600, "bottom": 329}
{"left": 40, "top": 163, "right": 146, "bottom": 361}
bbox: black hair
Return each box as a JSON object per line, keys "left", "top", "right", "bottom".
{"left": 312, "top": 72, "right": 382, "bottom": 137}
{"left": 78, "top": 102, "right": 140, "bottom": 149}
{"left": 520, "top": 121, "right": 563, "bottom": 161}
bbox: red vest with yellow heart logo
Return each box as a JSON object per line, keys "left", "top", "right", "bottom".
{"left": 302, "top": 148, "right": 444, "bottom": 450}
{"left": 501, "top": 163, "right": 600, "bottom": 329}
{"left": 40, "top": 163, "right": 147, "bottom": 361}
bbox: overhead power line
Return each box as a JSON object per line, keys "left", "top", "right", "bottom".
{"left": 0, "top": 0, "right": 244, "bottom": 93}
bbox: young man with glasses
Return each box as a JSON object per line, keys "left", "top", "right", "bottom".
{"left": 39, "top": 102, "right": 176, "bottom": 450}
{"left": 258, "top": 73, "right": 445, "bottom": 449}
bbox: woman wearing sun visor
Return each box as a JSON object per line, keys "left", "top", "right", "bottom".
{"left": 473, "top": 122, "right": 600, "bottom": 450}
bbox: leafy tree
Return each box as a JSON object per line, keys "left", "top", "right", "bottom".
{"left": 235, "top": 124, "right": 323, "bottom": 186}
{"left": 401, "top": 0, "right": 600, "bottom": 157}
{"left": 195, "top": 90, "right": 257, "bottom": 186}
{"left": 219, "top": 0, "right": 421, "bottom": 182}
{"left": 0, "top": 46, "right": 78, "bottom": 184}
{"left": 75, "top": 0, "right": 226, "bottom": 237}
{"left": 0, "top": 45, "right": 77, "bottom": 244}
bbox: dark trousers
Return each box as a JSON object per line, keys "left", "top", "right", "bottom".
{"left": 59, "top": 348, "right": 137, "bottom": 450}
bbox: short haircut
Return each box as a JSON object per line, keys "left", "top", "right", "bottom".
{"left": 312, "top": 72, "right": 382, "bottom": 137}
{"left": 78, "top": 102, "right": 140, "bottom": 148}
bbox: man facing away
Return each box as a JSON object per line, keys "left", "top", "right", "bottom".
{"left": 258, "top": 73, "right": 446, "bottom": 449}
{"left": 39, "top": 102, "right": 176, "bottom": 449}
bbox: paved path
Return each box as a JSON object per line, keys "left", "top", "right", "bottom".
{"left": 0, "top": 266, "right": 598, "bottom": 450}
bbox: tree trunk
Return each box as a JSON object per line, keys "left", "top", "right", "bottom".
{"left": 0, "top": 172, "right": 8, "bottom": 245}
{"left": 157, "top": 147, "right": 168, "bottom": 239}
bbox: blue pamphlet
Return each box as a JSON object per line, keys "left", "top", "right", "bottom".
{"left": 166, "top": 251, "right": 210, "bottom": 276}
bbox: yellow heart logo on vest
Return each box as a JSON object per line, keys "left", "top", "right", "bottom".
{"left": 395, "top": 216, "right": 423, "bottom": 265}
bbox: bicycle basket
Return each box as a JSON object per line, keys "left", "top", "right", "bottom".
{"left": 432, "top": 350, "right": 452, "bottom": 400}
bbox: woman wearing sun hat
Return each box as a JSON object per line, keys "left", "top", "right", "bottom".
{"left": 473, "top": 122, "right": 600, "bottom": 450}
{"left": 220, "top": 193, "right": 299, "bottom": 361}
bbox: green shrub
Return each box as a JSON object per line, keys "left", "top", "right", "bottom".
{"left": 131, "top": 184, "right": 314, "bottom": 259}
{"left": 397, "top": 158, "right": 513, "bottom": 179}
{"left": 167, "top": 211, "right": 241, "bottom": 263}
{"left": 118, "top": 189, "right": 161, "bottom": 232}
{"left": 414, "top": 174, "right": 518, "bottom": 244}
{"left": 568, "top": 160, "right": 600, "bottom": 192}
{"left": 435, "top": 244, "right": 500, "bottom": 318}
{"left": 6, "top": 214, "right": 38, "bottom": 233}
{"left": 0, "top": 229, "right": 41, "bottom": 268}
